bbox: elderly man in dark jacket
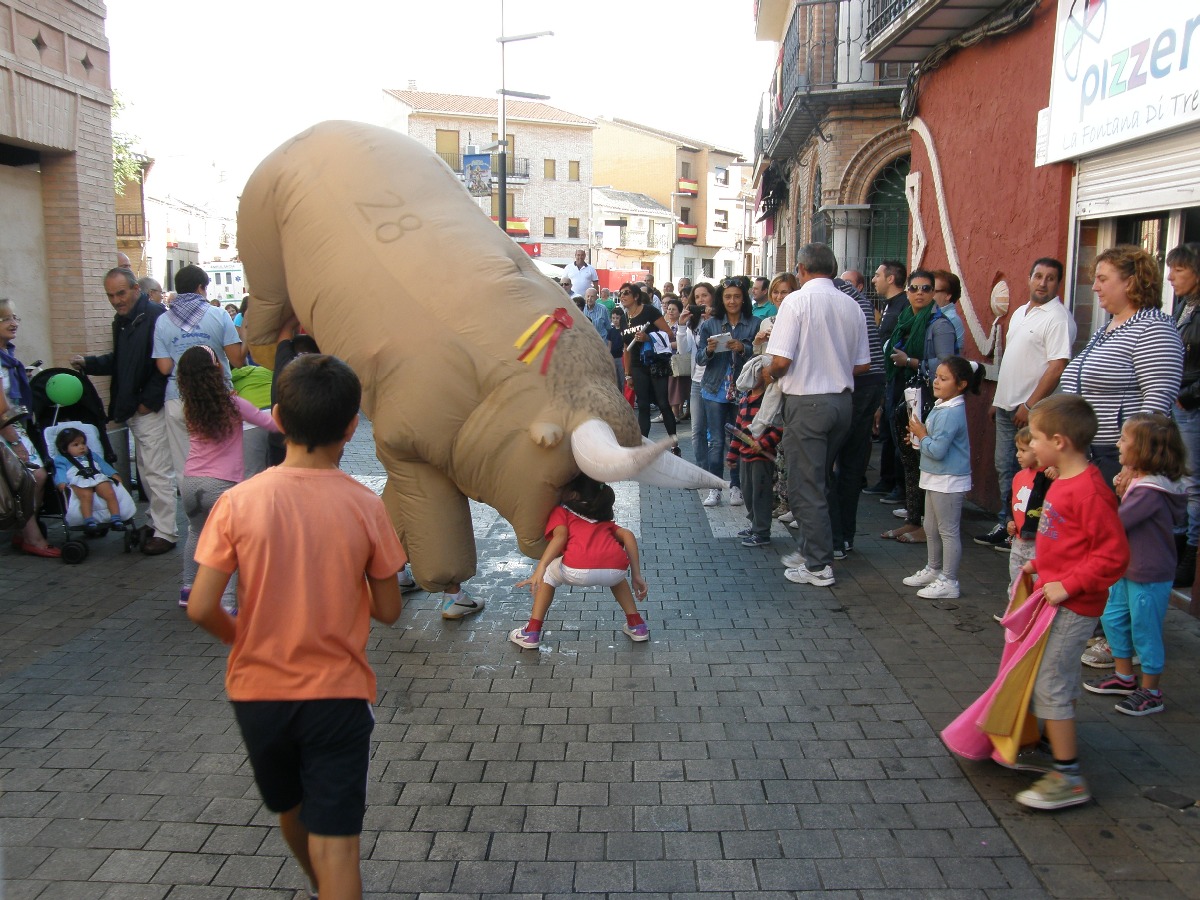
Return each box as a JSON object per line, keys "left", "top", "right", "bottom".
{"left": 72, "top": 267, "right": 176, "bottom": 555}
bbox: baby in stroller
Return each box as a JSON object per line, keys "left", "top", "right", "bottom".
{"left": 50, "top": 425, "right": 136, "bottom": 536}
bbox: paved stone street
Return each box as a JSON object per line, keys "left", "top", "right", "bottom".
{"left": 2, "top": 419, "right": 1199, "bottom": 899}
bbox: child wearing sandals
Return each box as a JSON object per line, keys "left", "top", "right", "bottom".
{"left": 1083, "top": 413, "right": 1186, "bottom": 716}
{"left": 510, "top": 474, "right": 648, "bottom": 650}
{"left": 902, "top": 356, "right": 984, "bottom": 599}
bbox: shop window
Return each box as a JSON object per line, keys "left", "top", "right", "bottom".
{"left": 1115, "top": 212, "right": 1169, "bottom": 267}
{"left": 544, "top": 159, "right": 556, "bottom": 180}
{"left": 1183, "top": 207, "right": 1200, "bottom": 243}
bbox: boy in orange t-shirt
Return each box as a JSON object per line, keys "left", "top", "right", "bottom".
{"left": 188, "top": 354, "right": 406, "bottom": 899}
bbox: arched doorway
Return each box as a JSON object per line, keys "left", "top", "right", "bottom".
{"left": 865, "top": 155, "right": 910, "bottom": 287}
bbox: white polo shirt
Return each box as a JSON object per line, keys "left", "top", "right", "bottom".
{"left": 993, "top": 297, "right": 1076, "bottom": 411}
{"left": 765, "top": 277, "right": 870, "bottom": 395}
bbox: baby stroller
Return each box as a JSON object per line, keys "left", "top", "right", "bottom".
{"left": 28, "top": 368, "right": 141, "bottom": 562}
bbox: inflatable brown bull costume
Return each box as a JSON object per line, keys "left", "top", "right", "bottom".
{"left": 238, "top": 121, "right": 722, "bottom": 592}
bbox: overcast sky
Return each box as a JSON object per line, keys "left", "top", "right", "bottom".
{"left": 105, "top": 0, "right": 776, "bottom": 211}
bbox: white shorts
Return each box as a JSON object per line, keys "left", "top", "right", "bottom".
{"left": 543, "top": 559, "right": 629, "bottom": 589}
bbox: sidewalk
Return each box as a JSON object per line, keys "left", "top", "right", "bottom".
{"left": 1, "top": 419, "right": 1198, "bottom": 899}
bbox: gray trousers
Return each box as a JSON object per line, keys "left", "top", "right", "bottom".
{"left": 739, "top": 458, "right": 775, "bottom": 539}
{"left": 182, "top": 475, "right": 237, "bottom": 605}
{"left": 831, "top": 381, "right": 885, "bottom": 549}
{"left": 783, "top": 392, "right": 852, "bottom": 569}
{"left": 923, "top": 489, "right": 965, "bottom": 580}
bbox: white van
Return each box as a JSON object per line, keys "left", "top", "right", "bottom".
{"left": 203, "top": 261, "right": 247, "bottom": 303}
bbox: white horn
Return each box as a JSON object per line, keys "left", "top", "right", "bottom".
{"left": 635, "top": 439, "right": 727, "bottom": 489}
{"left": 571, "top": 419, "right": 670, "bottom": 482}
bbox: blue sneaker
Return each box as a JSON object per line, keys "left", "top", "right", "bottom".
{"left": 441, "top": 591, "right": 485, "bottom": 620}
{"left": 622, "top": 622, "right": 650, "bottom": 642}
{"left": 736, "top": 528, "right": 753, "bottom": 538}
{"left": 741, "top": 534, "right": 771, "bottom": 547}
{"left": 509, "top": 626, "right": 540, "bottom": 649}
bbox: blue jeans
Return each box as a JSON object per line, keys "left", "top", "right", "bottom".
{"left": 1174, "top": 405, "right": 1200, "bottom": 546}
{"left": 702, "top": 398, "right": 739, "bottom": 488}
{"left": 690, "top": 379, "right": 708, "bottom": 469}
{"left": 993, "top": 407, "right": 1019, "bottom": 526}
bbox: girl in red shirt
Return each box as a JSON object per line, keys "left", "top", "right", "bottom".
{"left": 511, "top": 474, "right": 647, "bottom": 650}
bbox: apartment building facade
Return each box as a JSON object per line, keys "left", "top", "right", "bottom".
{"left": 593, "top": 118, "right": 753, "bottom": 284}
{"left": 0, "top": 0, "right": 116, "bottom": 368}
{"left": 752, "top": 0, "right": 911, "bottom": 283}
{"left": 382, "top": 90, "right": 595, "bottom": 265}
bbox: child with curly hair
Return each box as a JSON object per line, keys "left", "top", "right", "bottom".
{"left": 177, "top": 345, "right": 279, "bottom": 612}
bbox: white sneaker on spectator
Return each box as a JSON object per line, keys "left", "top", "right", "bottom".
{"left": 784, "top": 564, "right": 835, "bottom": 587}
{"left": 902, "top": 566, "right": 941, "bottom": 587}
{"left": 918, "top": 575, "right": 960, "bottom": 599}
{"left": 702, "top": 489, "right": 721, "bottom": 507}
{"left": 780, "top": 550, "right": 805, "bottom": 568}
{"left": 729, "top": 487, "right": 744, "bottom": 506}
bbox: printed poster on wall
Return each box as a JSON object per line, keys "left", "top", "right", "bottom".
{"left": 1045, "top": 0, "right": 1200, "bottom": 163}
{"left": 463, "top": 153, "right": 492, "bottom": 197}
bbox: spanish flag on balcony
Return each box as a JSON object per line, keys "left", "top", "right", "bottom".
{"left": 677, "top": 178, "right": 699, "bottom": 196}
{"left": 677, "top": 224, "right": 698, "bottom": 241}
{"left": 490, "top": 216, "right": 531, "bottom": 237}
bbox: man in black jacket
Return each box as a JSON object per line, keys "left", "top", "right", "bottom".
{"left": 72, "top": 268, "right": 177, "bottom": 555}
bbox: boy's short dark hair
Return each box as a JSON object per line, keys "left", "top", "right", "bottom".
{"left": 1029, "top": 394, "right": 1098, "bottom": 452}
{"left": 175, "top": 265, "right": 210, "bottom": 294}
{"left": 275, "top": 354, "right": 361, "bottom": 451}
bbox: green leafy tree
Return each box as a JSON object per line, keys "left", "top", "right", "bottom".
{"left": 112, "top": 91, "right": 141, "bottom": 195}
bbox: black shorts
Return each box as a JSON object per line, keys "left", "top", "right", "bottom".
{"left": 232, "top": 698, "right": 374, "bottom": 837}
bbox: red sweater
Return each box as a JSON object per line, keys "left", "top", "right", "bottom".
{"left": 725, "top": 390, "right": 782, "bottom": 468}
{"left": 1030, "top": 464, "right": 1129, "bottom": 617}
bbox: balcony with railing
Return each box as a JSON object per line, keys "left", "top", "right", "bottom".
{"left": 759, "top": 1, "right": 912, "bottom": 162}
{"left": 437, "top": 152, "right": 531, "bottom": 180}
{"left": 677, "top": 178, "right": 699, "bottom": 196}
{"left": 863, "top": 0, "right": 1011, "bottom": 63}
{"left": 116, "top": 213, "right": 145, "bottom": 239}
{"left": 488, "top": 216, "right": 530, "bottom": 237}
{"left": 677, "top": 224, "right": 698, "bottom": 242}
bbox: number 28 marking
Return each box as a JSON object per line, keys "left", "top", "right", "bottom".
{"left": 355, "top": 191, "right": 422, "bottom": 243}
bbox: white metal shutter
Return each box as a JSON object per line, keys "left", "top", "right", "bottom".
{"left": 1074, "top": 126, "right": 1200, "bottom": 219}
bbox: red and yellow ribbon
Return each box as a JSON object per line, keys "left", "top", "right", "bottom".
{"left": 515, "top": 307, "right": 574, "bottom": 375}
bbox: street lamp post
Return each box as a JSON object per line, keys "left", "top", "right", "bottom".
{"left": 496, "top": 1, "right": 552, "bottom": 237}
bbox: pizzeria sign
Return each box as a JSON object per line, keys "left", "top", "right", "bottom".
{"left": 1046, "top": 0, "right": 1200, "bottom": 163}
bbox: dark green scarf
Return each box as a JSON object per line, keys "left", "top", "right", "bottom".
{"left": 884, "top": 302, "right": 934, "bottom": 382}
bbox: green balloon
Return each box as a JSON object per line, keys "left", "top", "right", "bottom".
{"left": 46, "top": 372, "right": 84, "bottom": 406}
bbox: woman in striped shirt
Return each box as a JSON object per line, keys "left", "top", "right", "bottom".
{"left": 1061, "top": 246, "right": 1183, "bottom": 486}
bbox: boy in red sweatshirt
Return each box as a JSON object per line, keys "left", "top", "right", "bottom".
{"left": 1016, "top": 394, "right": 1129, "bottom": 810}
{"left": 725, "top": 366, "right": 782, "bottom": 547}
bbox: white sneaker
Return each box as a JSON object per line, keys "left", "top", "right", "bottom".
{"left": 918, "top": 575, "right": 960, "bottom": 599}
{"left": 778, "top": 511, "right": 795, "bottom": 524}
{"left": 441, "top": 591, "right": 485, "bottom": 620}
{"left": 780, "top": 550, "right": 806, "bottom": 568}
{"left": 397, "top": 565, "right": 420, "bottom": 593}
{"left": 729, "top": 487, "right": 744, "bottom": 506}
{"left": 784, "top": 564, "right": 835, "bottom": 587}
{"left": 902, "top": 566, "right": 941, "bottom": 587}
{"left": 892, "top": 507, "right": 908, "bottom": 519}
{"left": 651, "top": 414, "right": 664, "bottom": 423}
{"left": 702, "top": 489, "right": 721, "bottom": 507}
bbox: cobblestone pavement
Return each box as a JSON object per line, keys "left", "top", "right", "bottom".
{"left": 1, "top": 418, "right": 1198, "bottom": 899}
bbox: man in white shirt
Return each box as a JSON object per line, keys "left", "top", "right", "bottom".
{"left": 766, "top": 243, "right": 870, "bottom": 586}
{"left": 974, "top": 257, "right": 1076, "bottom": 549}
{"left": 564, "top": 250, "right": 599, "bottom": 297}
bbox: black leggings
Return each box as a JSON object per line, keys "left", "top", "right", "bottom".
{"left": 630, "top": 366, "right": 677, "bottom": 438}
{"left": 893, "top": 399, "right": 923, "bottom": 527}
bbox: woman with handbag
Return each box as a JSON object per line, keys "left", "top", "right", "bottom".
{"left": 880, "top": 270, "right": 956, "bottom": 544}
{"left": 695, "top": 278, "right": 761, "bottom": 508}
{"left": 619, "top": 283, "right": 680, "bottom": 452}
{"left": 1, "top": 298, "right": 61, "bottom": 557}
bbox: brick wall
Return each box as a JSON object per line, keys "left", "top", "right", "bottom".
{"left": 1, "top": 0, "right": 116, "bottom": 369}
